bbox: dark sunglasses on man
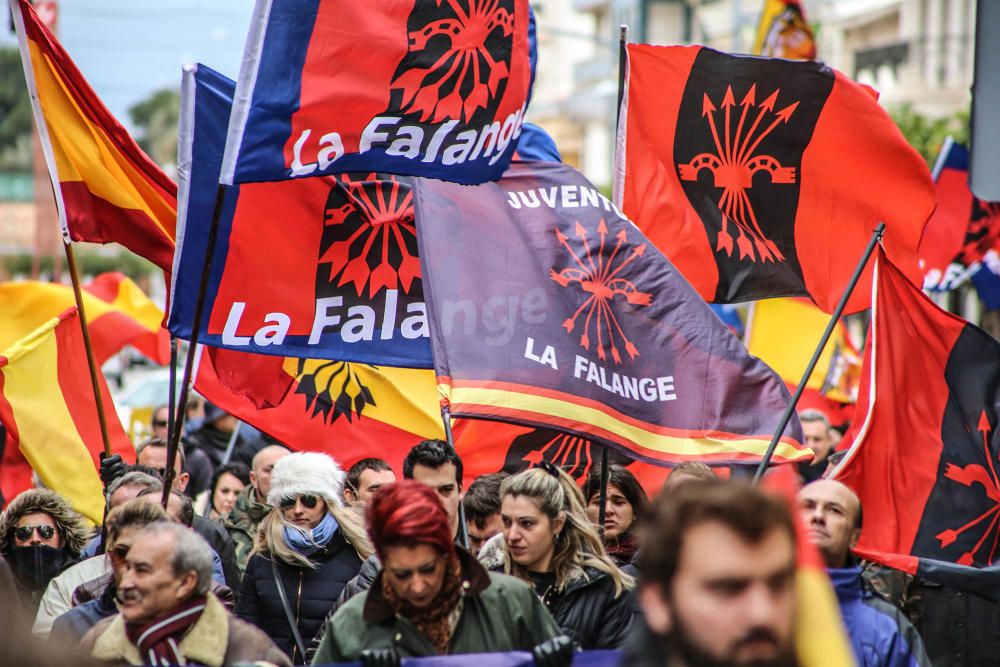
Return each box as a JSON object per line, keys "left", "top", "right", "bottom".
{"left": 151, "top": 419, "right": 169, "bottom": 429}
{"left": 15, "top": 524, "right": 57, "bottom": 541}
{"left": 279, "top": 494, "right": 320, "bottom": 510}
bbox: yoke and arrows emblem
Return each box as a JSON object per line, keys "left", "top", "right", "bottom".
{"left": 549, "top": 221, "right": 651, "bottom": 364}
{"left": 678, "top": 84, "right": 799, "bottom": 263}
{"left": 936, "top": 410, "right": 1000, "bottom": 566}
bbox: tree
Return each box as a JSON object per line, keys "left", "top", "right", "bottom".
{"left": 890, "top": 103, "right": 970, "bottom": 167}
{"left": 0, "top": 47, "right": 34, "bottom": 170}
{"left": 128, "top": 87, "right": 179, "bottom": 170}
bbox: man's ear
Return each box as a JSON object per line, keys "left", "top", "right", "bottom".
{"left": 176, "top": 570, "right": 199, "bottom": 601}
{"left": 849, "top": 527, "right": 861, "bottom": 550}
{"left": 638, "top": 584, "right": 673, "bottom": 635}
{"left": 344, "top": 488, "right": 358, "bottom": 503}
{"left": 249, "top": 471, "right": 258, "bottom": 487}
{"left": 176, "top": 472, "right": 190, "bottom": 493}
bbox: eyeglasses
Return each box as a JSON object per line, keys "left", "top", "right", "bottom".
{"left": 279, "top": 494, "right": 319, "bottom": 510}
{"left": 151, "top": 419, "right": 169, "bottom": 428}
{"left": 15, "top": 525, "right": 57, "bottom": 542}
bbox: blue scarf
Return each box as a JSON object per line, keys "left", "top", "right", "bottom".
{"left": 283, "top": 512, "right": 338, "bottom": 556}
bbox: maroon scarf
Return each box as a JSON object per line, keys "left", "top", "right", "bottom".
{"left": 124, "top": 595, "right": 207, "bottom": 665}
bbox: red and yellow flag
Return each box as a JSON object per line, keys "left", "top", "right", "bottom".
{"left": 10, "top": 0, "right": 177, "bottom": 272}
{"left": 0, "top": 309, "right": 133, "bottom": 523}
{"left": 0, "top": 275, "right": 169, "bottom": 365}
{"left": 752, "top": 0, "right": 816, "bottom": 60}
{"left": 746, "top": 298, "right": 862, "bottom": 407}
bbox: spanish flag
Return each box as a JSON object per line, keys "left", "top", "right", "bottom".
{"left": 9, "top": 0, "right": 177, "bottom": 272}
{"left": 752, "top": 0, "right": 816, "bottom": 60}
{"left": 746, "top": 298, "right": 862, "bottom": 407}
{"left": 0, "top": 309, "right": 133, "bottom": 523}
{"left": 0, "top": 275, "right": 169, "bottom": 365}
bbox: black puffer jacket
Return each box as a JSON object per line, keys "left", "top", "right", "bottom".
{"left": 236, "top": 529, "right": 364, "bottom": 664}
{"left": 545, "top": 566, "right": 633, "bottom": 650}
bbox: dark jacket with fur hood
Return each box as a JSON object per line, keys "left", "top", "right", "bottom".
{"left": 0, "top": 488, "right": 90, "bottom": 557}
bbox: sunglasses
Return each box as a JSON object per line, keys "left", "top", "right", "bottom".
{"left": 15, "top": 524, "right": 57, "bottom": 542}
{"left": 151, "top": 419, "right": 169, "bottom": 428}
{"left": 279, "top": 494, "right": 320, "bottom": 510}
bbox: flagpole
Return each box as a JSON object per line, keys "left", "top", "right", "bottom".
{"left": 167, "top": 336, "right": 177, "bottom": 444}
{"left": 752, "top": 222, "right": 886, "bottom": 484}
{"left": 595, "top": 24, "right": 628, "bottom": 531}
{"left": 63, "top": 242, "right": 113, "bottom": 458}
{"left": 163, "top": 184, "right": 226, "bottom": 507}
{"left": 441, "top": 402, "right": 470, "bottom": 550}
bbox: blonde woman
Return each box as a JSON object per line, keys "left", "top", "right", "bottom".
{"left": 500, "top": 462, "right": 635, "bottom": 650}
{"left": 236, "top": 452, "right": 372, "bottom": 664}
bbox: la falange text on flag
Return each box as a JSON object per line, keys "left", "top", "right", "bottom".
{"left": 220, "top": 0, "right": 533, "bottom": 186}
{"left": 9, "top": 0, "right": 176, "bottom": 273}
{"left": 413, "top": 161, "right": 808, "bottom": 468}
{"left": 831, "top": 249, "right": 1000, "bottom": 600}
{"left": 617, "top": 45, "right": 934, "bottom": 314}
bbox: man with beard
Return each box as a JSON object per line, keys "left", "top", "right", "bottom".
{"left": 798, "top": 480, "right": 930, "bottom": 667}
{"left": 627, "top": 480, "right": 798, "bottom": 667}
{"left": 0, "top": 489, "right": 89, "bottom": 618}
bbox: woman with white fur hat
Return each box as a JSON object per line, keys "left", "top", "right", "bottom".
{"left": 235, "top": 452, "right": 372, "bottom": 664}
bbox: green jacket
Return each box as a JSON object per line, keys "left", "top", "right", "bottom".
{"left": 222, "top": 484, "right": 271, "bottom": 574}
{"left": 312, "top": 549, "right": 559, "bottom": 664}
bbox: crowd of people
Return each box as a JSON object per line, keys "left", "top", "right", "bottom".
{"left": 0, "top": 403, "right": 995, "bottom": 666}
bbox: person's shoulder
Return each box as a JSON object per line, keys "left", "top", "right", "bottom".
{"left": 484, "top": 571, "right": 536, "bottom": 598}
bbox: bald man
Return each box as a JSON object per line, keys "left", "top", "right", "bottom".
{"left": 223, "top": 445, "right": 290, "bottom": 573}
{"left": 798, "top": 480, "right": 930, "bottom": 667}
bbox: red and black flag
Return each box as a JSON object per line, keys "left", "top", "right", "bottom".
{"left": 617, "top": 45, "right": 935, "bottom": 314}
{"left": 414, "top": 161, "right": 809, "bottom": 468}
{"left": 920, "top": 139, "right": 1000, "bottom": 291}
{"left": 830, "top": 249, "right": 1000, "bottom": 599}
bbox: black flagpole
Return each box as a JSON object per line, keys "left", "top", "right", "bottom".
{"left": 752, "top": 222, "right": 886, "bottom": 484}
{"left": 167, "top": 336, "right": 177, "bottom": 445}
{"left": 441, "top": 402, "right": 470, "bottom": 550}
{"left": 162, "top": 184, "right": 226, "bottom": 507}
{"left": 597, "top": 24, "right": 629, "bottom": 531}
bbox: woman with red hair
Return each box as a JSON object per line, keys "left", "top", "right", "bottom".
{"left": 312, "top": 480, "right": 571, "bottom": 665}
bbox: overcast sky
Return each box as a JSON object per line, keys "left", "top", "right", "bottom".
{"left": 2, "top": 1, "right": 253, "bottom": 130}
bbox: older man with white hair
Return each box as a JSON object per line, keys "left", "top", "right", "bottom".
{"left": 80, "top": 522, "right": 289, "bottom": 666}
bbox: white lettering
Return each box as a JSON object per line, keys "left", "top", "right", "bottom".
{"left": 657, "top": 376, "right": 677, "bottom": 401}
{"left": 380, "top": 289, "right": 398, "bottom": 340}
{"left": 317, "top": 132, "right": 344, "bottom": 169}
{"left": 290, "top": 130, "right": 318, "bottom": 176}
{"left": 360, "top": 116, "right": 400, "bottom": 153}
{"left": 342, "top": 306, "right": 377, "bottom": 342}
{"left": 252, "top": 312, "right": 290, "bottom": 346}
{"left": 424, "top": 120, "right": 459, "bottom": 162}
{"left": 386, "top": 126, "right": 423, "bottom": 159}
{"left": 309, "top": 297, "right": 343, "bottom": 344}
{"left": 222, "top": 302, "right": 251, "bottom": 346}
{"left": 401, "top": 303, "right": 429, "bottom": 339}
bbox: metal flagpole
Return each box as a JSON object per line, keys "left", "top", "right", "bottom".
{"left": 596, "top": 24, "right": 629, "bottom": 531}
{"left": 752, "top": 222, "right": 886, "bottom": 484}
{"left": 162, "top": 184, "right": 226, "bottom": 507}
{"left": 441, "top": 402, "right": 470, "bottom": 550}
{"left": 63, "top": 242, "right": 113, "bottom": 457}
{"left": 167, "top": 336, "right": 177, "bottom": 444}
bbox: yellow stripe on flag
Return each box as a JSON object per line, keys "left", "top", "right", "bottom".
{"left": 795, "top": 567, "right": 857, "bottom": 666}
{"left": 0, "top": 315, "right": 104, "bottom": 523}
{"left": 0, "top": 282, "right": 116, "bottom": 350}
{"left": 445, "top": 382, "right": 811, "bottom": 462}
{"left": 102, "top": 274, "right": 164, "bottom": 334}
{"left": 27, "top": 40, "right": 174, "bottom": 233}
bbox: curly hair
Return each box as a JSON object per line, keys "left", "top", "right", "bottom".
{"left": 0, "top": 488, "right": 90, "bottom": 556}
